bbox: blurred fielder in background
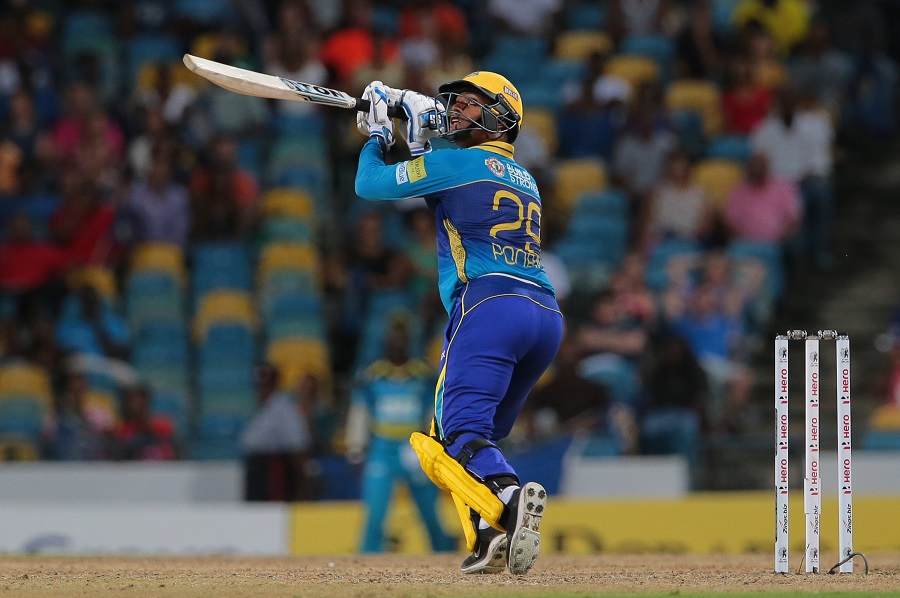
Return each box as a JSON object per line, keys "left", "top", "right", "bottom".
{"left": 354, "top": 71, "right": 563, "bottom": 575}
{"left": 345, "top": 316, "right": 454, "bottom": 553}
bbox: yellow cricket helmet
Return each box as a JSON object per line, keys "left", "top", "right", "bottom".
{"left": 438, "top": 71, "right": 523, "bottom": 142}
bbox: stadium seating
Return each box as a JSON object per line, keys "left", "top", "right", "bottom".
{"left": 0, "top": 364, "right": 53, "bottom": 440}
{"left": 555, "top": 31, "right": 613, "bottom": 61}
{"left": 553, "top": 158, "right": 608, "bottom": 214}
{"left": 603, "top": 55, "right": 660, "bottom": 93}
{"left": 691, "top": 158, "right": 744, "bottom": 213}
{"left": 665, "top": 79, "right": 723, "bottom": 138}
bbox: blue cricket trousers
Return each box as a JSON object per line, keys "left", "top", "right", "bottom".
{"left": 434, "top": 274, "right": 563, "bottom": 483}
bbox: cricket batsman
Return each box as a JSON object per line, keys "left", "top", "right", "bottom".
{"left": 354, "top": 72, "right": 563, "bottom": 575}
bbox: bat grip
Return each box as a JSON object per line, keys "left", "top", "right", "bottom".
{"left": 356, "top": 98, "right": 408, "bottom": 120}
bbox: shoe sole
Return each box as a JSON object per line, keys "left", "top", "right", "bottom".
{"left": 460, "top": 532, "right": 508, "bottom": 574}
{"left": 507, "top": 482, "right": 546, "bottom": 575}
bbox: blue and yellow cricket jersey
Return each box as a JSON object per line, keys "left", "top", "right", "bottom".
{"left": 355, "top": 139, "right": 555, "bottom": 314}
{"left": 353, "top": 359, "right": 434, "bottom": 441}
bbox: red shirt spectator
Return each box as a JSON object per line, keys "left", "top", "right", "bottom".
{"left": 114, "top": 385, "right": 177, "bottom": 461}
{"left": 0, "top": 213, "right": 69, "bottom": 292}
{"left": 320, "top": 0, "right": 399, "bottom": 86}
{"left": 722, "top": 54, "right": 772, "bottom": 135}
{"left": 50, "top": 81, "right": 124, "bottom": 162}
{"left": 49, "top": 181, "right": 116, "bottom": 265}
{"left": 399, "top": 0, "right": 469, "bottom": 50}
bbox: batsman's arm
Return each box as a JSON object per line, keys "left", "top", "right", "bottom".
{"left": 355, "top": 138, "right": 455, "bottom": 201}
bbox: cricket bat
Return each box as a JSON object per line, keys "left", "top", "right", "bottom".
{"left": 182, "top": 53, "right": 407, "bottom": 119}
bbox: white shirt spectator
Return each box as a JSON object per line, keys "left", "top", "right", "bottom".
{"left": 488, "top": 0, "right": 562, "bottom": 36}
{"left": 751, "top": 110, "right": 833, "bottom": 181}
{"left": 240, "top": 392, "right": 312, "bottom": 454}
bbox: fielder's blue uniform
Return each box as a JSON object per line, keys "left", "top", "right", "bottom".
{"left": 356, "top": 139, "right": 563, "bottom": 487}
{"left": 353, "top": 358, "right": 454, "bottom": 552}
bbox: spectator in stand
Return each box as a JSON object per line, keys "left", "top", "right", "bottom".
{"left": 1, "top": 297, "right": 62, "bottom": 371}
{"left": 575, "top": 289, "right": 650, "bottom": 377}
{"left": 188, "top": 134, "right": 259, "bottom": 241}
{"left": 3, "top": 89, "right": 50, "bottom": 194}
{"left": 787, "top": 19, "right": 851, "bottom": 121}
{"left": 639, "top": 333, "right": 708, "bottom": 476}
{"left": 131, "top": 62, "right": 197, "bottom": 126}
{"left": 668, "top": 280, "right": 754, "bottom": 433}
{"left": 607, "top": 0, "right": 676, "bottom": 43}
{"left": 48, "top": 81, "right": 124, "bottom": 172}
{"left": 127, "top": 105, "right": 181, "bottom": 184}
{"left": 264, "top": 26, "right": 328, "bottom": 118}
{"left": 751, "top": 86, "right": 835, "bottom": 269}
{"left": 643, "top": 148, "right": 713, "bottom": 250}
{"left": 127, "top": 148, "right": 190, "bottom": 248}
{"left": 55, "top": 284, "right": 130, "bottom": 362}
{"left": 522, "top": 334, "right": 619, "bottom": 442}
{"left": 608, "top": 252, "right": 657, "bottom": 329}
{"left": 721, "top": 53, "right": 772, "bottom": 135}
{"left": 112, "top": 384, "right": 178, "bottom": 460}
{"left": 558, "top": 50, "right": 628, "bottom": 160}
{"left": 402, "top": 207, "right": 440, "bottom": 322}
{"left": 241, "top": 363, "right": 313, "bottom": 502}
{"left": 674, "top": 0, "right": 726, "bottom": 81}
{"left": 843, "top": 29, "right": 898, "bottom": 141}
{"left": 722, "top": 152, "right": 802, "bottom": 247}
{"left": 49, "top": 177, "right": 116, "bottom": 266}
{"left": 488, "top": 0, "right": 563, "bottom": 38}
{"left": 325, "top": 210, "right": 414, "bottom": 368}
{"left": 739, "top": 21, "right": 787, "bottom": 90}
{"left": 732, "top": 0, "right": 810, "bottom": 56}
{"left": 612, "top": 107, "right": 677, "bottom": 222}
{"left": 42, "top": 370, "right": 113, "bottom": 460}
{"left": 353, "top": 31, "right": 406, "bottom": 97}
{"left": 321, "top": 0, "right": 399, "bottom": 90}
{"left": 874, "top": 310, "right": 900, "bottom": 410}
{"left": 194, "top": 31, "right": 269, "bottom": 140}
{"left": 399, "top": 0, "right": 469, "bottom": 86}
{"left": 0, "top": 213, "right": 69, "bottom": 310}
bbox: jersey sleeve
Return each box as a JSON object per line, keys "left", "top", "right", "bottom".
{"left": 355, "top": 138, "right": 458, "bottom": 201}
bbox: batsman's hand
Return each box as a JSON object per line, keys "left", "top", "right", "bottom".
{"left": 397, "top": 90, "right": 445, "bottom": 156}
{"left": 357, "top": 80, "right": 395, "bottom": 152}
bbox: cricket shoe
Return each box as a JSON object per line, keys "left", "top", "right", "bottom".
{"left": 505, "top": 482, "right": 546, "bottom": 575}
{"left": 460, "top": 526, "right": 508, "bottom": 574}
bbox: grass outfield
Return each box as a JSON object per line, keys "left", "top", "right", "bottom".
{"left": 0, "top": 553, "right": 898, "bottom": 597}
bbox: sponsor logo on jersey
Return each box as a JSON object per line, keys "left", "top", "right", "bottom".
{"left": 395, "top": 163, "right": 409, "bottom": 184}
{"left": 408, "top": 157, "right": 427, "bottom": 183}
{"left": 485, "top": 157, "right": 505, "bottom": 178}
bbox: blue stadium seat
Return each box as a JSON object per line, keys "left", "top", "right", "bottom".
{"left": 173, "top": 0, "right": 239, "bottom": 25}
{"left": 622, "top": 34, "right": 675, "bottom": 81}
{"left": 725, "top": 240, "right": 785, "bottom": 297}
{"left": 189, "top": 438, "right": 242, "bottom": 459}
{"left": 577, "top": 354, "right": 641, "bottom": 407}
{"left": 199, "top": 323, "right": 257, "bottom": 365}
{"left": 125, "top": 34, "right": 182, "bottom": 85}
{"left": 565, "top": 2, "right": 606, "bottom": 31}
{"left": 862, "top": 431, "right": 900, "bottom": 451}
{"left": 707, "top": 135, "right": 751, "bottom": 163}
{"left": 572, "top": 189, "right": 629, "bottom": 219}
{"left": 0, "top": 397, "right": 45, "bottom": 439}
{"left": 265, "top": 315, "right": 326, "bottom": 342}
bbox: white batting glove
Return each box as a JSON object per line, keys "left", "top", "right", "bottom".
{"left": 397, "top": 90, "right": 445, "bottom": 156}
{"left": 356, "top": 80, "right": 395, "bottom": 152}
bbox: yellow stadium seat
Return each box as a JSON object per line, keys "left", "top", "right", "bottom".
{"left": 665, "top": 79, "right": 723, "bottom": 138}
{"left": 257, "top": 242, "right": 320, "bottom": 283}
{"left": 0, "top": 434, "right": 39, "bottom": 461}
{"left": 261, "top": 189, "right": 316, "bottom": 221}
{"left": 692, "top": 158, "right": 744, "bottom": 212}
{"left": 870, "top": 406, "right": 900, "bottom": 431}
{"left": 553, "top": 158, "right": 607, "bottom": 212}
{"left": 0, "top": 363, "right": 53, "bottom": 405}
{"left": 130, "top": 242, "right": 187, "bottom": 286}
{"left": 193, "top": 290, "right": 258, "bottom": 340}
{"left": 522, "top": 107, "right": 558, "bottom": 155}
{"left": 68, "top": 265, "right": 118, "bottom": 301}
{"left": 135, "top": 60, "right": 204, "bottom": 92}
{"left": 604, "top": 55, "right": 660, "bottom": 94}
{"left": 266, "top": 338, "right": 331, "bottom": 390}
{"left": 555, "top": 31, "right": 614, "bottom": 61}
{"left": 189, "top": 33, "right": 249, "bottom": 64}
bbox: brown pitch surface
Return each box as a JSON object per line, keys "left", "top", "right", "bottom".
{"left": 1, "top": 553, "right": 898, "bottom": 597}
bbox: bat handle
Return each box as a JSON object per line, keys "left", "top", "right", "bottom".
{"left": 356, "top": 98, "right": 408, "bottom": 121}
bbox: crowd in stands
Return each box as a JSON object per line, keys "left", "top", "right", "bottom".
{"left": 0, "top": 0, "right": 897, "bottom": 494}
